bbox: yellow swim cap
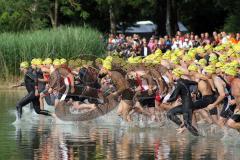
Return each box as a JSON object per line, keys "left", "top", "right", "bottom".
{"left": 20, "top": 61, "right": 29, "bottom": 68}
{"left": 188, "top": 64, "right": 198, "bottom": 72}
{"left": 209, "top": 55, "right": 218, "bottom": 62}
{"left": 155, "top": 49, "right": 162, "bottom": 56}
{"left": 35, "top": 59, "right": 43, "bottom": 66}
{"left": 204, "top": 44, "right": 212, "bottom": 50}
{"left": 68, "top": 59, "right": 75, "bottom": 67}
{"left": 60, "top": 58, "right": 67, "bottom": 65}
{"left": 105, "top": 56, "right": 113, "bottom": 62}
{"left": 173, "top": 59, "right": 180, "bottom": 65}
{"left": 215, "top": 62, "right": 224, "bottom": 68}
{"left": 198, "top": 59, "right": 207, "bottom": 66}
{"left": 225, "top": 67, "right": 237, "bottom": 76}
{"left": 229, "top": 60, "right": 239, "bottom": 68}
{"left": 196, "top": 47, "right": 205, "bottom": 54}
{"left": 44, "top": 58, "right": 52, "bottom": 65}
{"left": 102, "top": 60, "right": 112, "bottom": 70}
{"left": 172, "top": 68, "right": 184, "bottom": 77}
{"left": 162, "top": 50, "right": 171, "bottom": 60}
{"left": 53, "top": 59, "right": 61, "bottom": 66}
{"left": 233, "top": 44, "right": 240, "bottom": 53}
{"left": 31, "top": 58, "right": 37, "bottom": 65}
{"left": 227, "top": 49, "right": 234, "bottom": 56}
{"left": 218, "top": 54, "right": 228, "bottom": 62}
{"left": 214, "top": 45, "right": 224, "bottom": 52}
{"left": 176, "top": 50, "right": 184, "bottom": 57}
{"left": 209, "top": 59, "right": 218, "bottom": 65}
{"left": 87, "top": 61, "right": 93, "bottom": 66}
{"left": 204, "top": 65, "right": 216, "bottom": 74}
{"left": 127, "top": 56, "right": 142, "bottom": 64}
{"left": 182, "top": 55, "right": 192, "bottom": 62}
{"left": 95, "top": 58, "right": 103, "bottom": 64}
{"left": 187, "top": 50, "right": 196, "bottom": 58}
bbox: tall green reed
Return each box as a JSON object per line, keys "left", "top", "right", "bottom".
{"left": 0, "top": 26, "right": 106, "bottom": 80}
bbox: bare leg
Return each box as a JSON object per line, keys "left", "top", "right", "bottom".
{"left": 198, "top": 110, "right": 213, "bottom": 124}
{"left": 227, "top": 119, "right": 240, "bottom": 130}
{"left": 39, "top": 93, "right": 45, "bottom": 110}
{"left": 117, "top": 101, "right": 123, "bottom": 116}
{"left": 211, "top": 115, "right": 219, "bottom": 125}
{"left": 72, "top": 102, "right": 96, "bottom": 110}
{"left": 155, "top": 100, "right": 161, "bottom": 111}
{"left": 148, "top": 107, "right": 156, "bottom": 121}
{"left": 218, "top": 117, "right": 227, "bottom": 128}
{"left": 121, "top": 100, "right": 132, "bottom": 122}
{"left": 192, "top": 112, "right": 197, "bottom": 129}
{"left": 54, "top": 99, "right": 60, "bottom": 108}
{"left": 177, "top": 127, "right": 186, "bottom": 134}
{"left": 134, "top": 102, "right": 151, "bottom": 117}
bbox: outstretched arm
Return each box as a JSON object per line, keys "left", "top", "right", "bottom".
{"left": 11, "top": 82, "right": 24, "bottom": 88}
{"left": 167, "top": 84, "right": 180, "bottom": 102}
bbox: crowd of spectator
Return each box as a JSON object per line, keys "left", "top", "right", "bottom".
{"left": 107, "top": 31, "right": 240, "bottom": 57}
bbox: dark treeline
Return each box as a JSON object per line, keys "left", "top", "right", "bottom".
{"left": 0, "top": 0, "right": 239, "bottom": 35}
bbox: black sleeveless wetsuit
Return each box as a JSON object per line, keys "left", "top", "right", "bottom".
{"left": 167, "top": 78, "right": 199, "bottom": 136}
{"left": 16, "top": 68, "right": 52, "bottom": 119}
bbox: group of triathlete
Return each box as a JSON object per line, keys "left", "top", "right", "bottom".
{"left": 13, "top": 43, "right": 240, "bottom": 136}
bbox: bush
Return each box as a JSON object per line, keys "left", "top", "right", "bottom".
{"left": 0, "top": 26, "right": 106, "bottom": 79}
{"left": 223, "top": 13, "right": 240, "bottom": 33}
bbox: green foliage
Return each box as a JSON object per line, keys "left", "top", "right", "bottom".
{"left": 0, "top": 27, "right": 105, "bottom": 79}
{"left": 0, "top": 0, "right": 240, "bottom": 79}
{"left": 215, "top": 0, "right": 240, "bottom": 32}
{"left": 178, "top": 0, "right": 227, "bottom": 33}
{"left": 223, "top": 14, "right": 240, "bottom": 32}
{"left": 0, "top": 0, "right": 91, "bottom": 32}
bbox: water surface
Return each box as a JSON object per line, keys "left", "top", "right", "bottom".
{"left": 0, "top": 90, "right": 239, "bottom": 160}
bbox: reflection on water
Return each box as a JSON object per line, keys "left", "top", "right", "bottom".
{"left": 0, "top": 90, "right": 240, "bottom": 160}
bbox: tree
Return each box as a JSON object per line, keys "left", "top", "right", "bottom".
{"left": 166, "top": 0, "right": 171, "bottom": 35}
{"left": 215, "top": 0, "right": 240, "bottom": 32}
{"left": 108, "top": 0, "right": 116, "bottom": 34}
{"left": 177, "top": 0, "right": 227, "bottom": 33}
{"left": 96, "top": 0, "right": 118, "bottom": 34}
{"left": 0, "top": 0, "right": 90, "bottom": 31}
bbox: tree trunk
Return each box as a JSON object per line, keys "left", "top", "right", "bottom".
{"left": 47, "top": 0, "right": 58, "bottom": 28}
{"left": 53, "top": 0, "right": 58, "bottom": 28}
{"left": 166, "top": 0, "right": 171, "bottom": 35}
{"left": 109, "top": 0, "right": 116, "bottom": 34}
{"left": 156, "top": 0, "right": 166, "bottom": 36}
{"left": 49, "top": 13, "right": 55, "bottom": 28}
{"left": 171, "top": 0, "right": 178, "bottom": 34}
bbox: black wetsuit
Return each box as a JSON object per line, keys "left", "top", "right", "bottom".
{"left": 217, "top": 75, "right": 236, "bottom": 119}
{"left": 16, "top": 68, "right": 52, "bottom": 119}
{"left": 36, "top": 69, "right": 46, "bottom": 92}
{"left": 167, "top": 78, "right": 199, "bottom": 136}
{"left": 193, "top": 95, "right": 216, "bottom": 111}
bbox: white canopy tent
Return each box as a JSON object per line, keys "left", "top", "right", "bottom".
{"left": 117, "top": 20, "right": 188, "bottom": 34}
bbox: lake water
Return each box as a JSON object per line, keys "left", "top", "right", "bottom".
{"left": 0, "top": 89, "right": 240, "bottom": 160}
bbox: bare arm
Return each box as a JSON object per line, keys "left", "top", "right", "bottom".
{"left": 166, "top": 71, "right": 173, "bottom": 84}
{"left": 212, "top": 79, "right": 225, "bottom": 106}
{"left": 196, "top": 73, "right": 208, "bottom": 81}
{"left": 196, "top": 73, "right": 216, "bottom": 91}
{"left": 233, "top": 80, "right": 240, "bottom": 108}
{"left": 167, "top": 83, "right": 180, "bottom": 103}
{"left": 115, "top": 85, "right": 126, "bottom": 95}
{"left": 11, "top": 82, "right": 24, "bottom": 88}
{"left": 208, "top": 78, "right": 216, "bottom": 91}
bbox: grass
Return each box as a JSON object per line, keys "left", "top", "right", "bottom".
{"left": 0, "top": 26, "right": 106, "bottom": 80}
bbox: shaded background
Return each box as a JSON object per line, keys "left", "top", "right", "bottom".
{"left": 0, "top": 0, "right": 239, "bottom": 35}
